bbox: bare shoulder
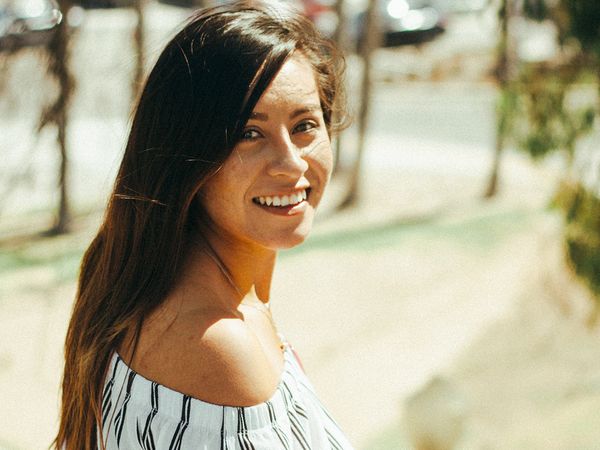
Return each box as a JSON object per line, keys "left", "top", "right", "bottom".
{"left": 191, "top": 317, "right": 281, "bottom": 405}
{"left": 136, "top": 312, "right": 281, "bottom": 407}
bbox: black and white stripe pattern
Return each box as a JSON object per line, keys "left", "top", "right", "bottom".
{"left": 280, "top": 380, "right": 311, "bottom": 450}
{"left": 266, "top": 400, "right": 291, "bottom": 450}
{"left": 100, "top": 347, "right": 354, "bottom": 450}
{"left": 113, "top": 369, "right": 136, "bottom": 446}
{"left": 220, "top": 407, "right": 229, "bottom": 450}
{"left": 295, "top": 376, "right": 351, "bottom": 450}
{"left": 101, "top": 355, "right": 120, "bottom": 427}
{"left": 136, "top": 382, "right": 159, "bottom": 450}
{"left": 326, "top": 427, "right": 345, "bottom": 450}
{"left": 236, "top": 407, "right": 256, "bottom": 450}
{"left": 168, "top": 395, "right": 191, "bottom": 450}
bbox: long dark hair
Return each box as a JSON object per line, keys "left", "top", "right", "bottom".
{"left": 55, "top": 1, "right": 346, "bottom": 449}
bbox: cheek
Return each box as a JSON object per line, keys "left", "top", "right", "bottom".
{"left": 201, "top": 157, "right": 245, "bottom": 201}
{"left": 309, "top": 141, "right": 334, "bottom": 182}
{"left": 197, "top": 170, "right": 239, "bottom": 219}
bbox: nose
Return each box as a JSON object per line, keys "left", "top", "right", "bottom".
{"left": 267, "top": 133, "right": 309, "bottom": 178}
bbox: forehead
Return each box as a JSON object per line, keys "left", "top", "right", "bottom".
{"left": 253, "top": 55, "right": 320, "bottom": 111}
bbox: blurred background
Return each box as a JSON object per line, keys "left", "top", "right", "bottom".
{"left": 1, "top": 0, "right": 600, "bottom": 448}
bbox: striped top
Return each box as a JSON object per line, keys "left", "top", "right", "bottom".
{"left": 99, "top": 340, "right": 354, "bottom": 449}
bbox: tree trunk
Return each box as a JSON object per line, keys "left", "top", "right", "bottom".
{"left": 132, "top": 0, "right": 146, "bottom": 101}
{"left": 483, "top": 127, "right": 503, "bottom": 198}
{"left": 483, "top": 0, "right": 512, "bottom": 199}
{"left": 332, "top": 0, "right": 346, "bottom": 174}
{"left": 40, "top": 0, "right": 74, "bottom": 234}
{"left": 338, "top": 0, "right": 379, "bottom": 209}
{"left": 55, "top": 104, "right": 70, "bottom": 233}
{"left": 333, "top": 0, "right": 347, "bottom": 52}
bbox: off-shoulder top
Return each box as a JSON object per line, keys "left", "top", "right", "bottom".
{"left": 98, "top": 338, "right": 354, "bottom": 449}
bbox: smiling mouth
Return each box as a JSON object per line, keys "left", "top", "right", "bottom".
{"left": 252, "top": 188, "right": 311, "bottom": 208}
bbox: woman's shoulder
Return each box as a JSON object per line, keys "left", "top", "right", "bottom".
{"left": 132, "top": 311, "right": 281, "bottom": 407}
{"left": 182, "top": 316, "right": 281, "bottom": 405}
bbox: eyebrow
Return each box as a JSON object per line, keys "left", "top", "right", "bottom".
{"left": 249, "top": 104, "right": 322, "bottom": 122}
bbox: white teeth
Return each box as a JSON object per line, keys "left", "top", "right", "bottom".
{"left": 255, "top": 189, "right": 308, "bottom": 207}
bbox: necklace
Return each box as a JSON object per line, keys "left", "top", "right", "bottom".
{"left": 202, "top": 247, "right": 285, "bottom": 351}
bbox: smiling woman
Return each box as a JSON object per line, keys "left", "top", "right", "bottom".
{"left": 199, "top": 55, "right": 332, "bottom": 251}
{"left": 54, "top": 1, "right": 353, "bottom": 449}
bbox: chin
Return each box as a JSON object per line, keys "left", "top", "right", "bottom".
{"left": 261, "top": 221, "right": 314, "bottom": 251}
{"left": 276, "top": 233, "right": 309, "bottom": 250}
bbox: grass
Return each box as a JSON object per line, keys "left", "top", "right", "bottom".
{"left": 0, "top": 241, "right": 83, "bottom": 277}
{"left": 283, "top": 207, "right": 543, "bottom": 258}
{"left": 0, "top": 206, "right": 547, "bottom": 296}
{"left": 361, "top": 422, "right": 413, "bottom": 450}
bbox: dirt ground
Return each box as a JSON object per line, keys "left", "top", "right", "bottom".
{"left": 445, "top": 238, "right": 600, "bottom": 449}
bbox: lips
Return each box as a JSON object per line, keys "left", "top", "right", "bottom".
{"left": 252, "top": 188, "right": 310, "bottom": 208}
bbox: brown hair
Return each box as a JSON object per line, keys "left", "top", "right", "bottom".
{"left": 54, "top": 1, "right": 345, "bottom": 449}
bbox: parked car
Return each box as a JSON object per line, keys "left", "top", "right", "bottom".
{"left": 155, "top": 0, "right": 301, "bottom": 9}
{"left": 74, "top": 0, "right": 134, "bottom": 8}
{"left": 302, "top": 0, "right": 449, "bottom": 49}
{"left": 155, "top": 0, "right": 204, "bottom": 7}
{"left": 374, "top": 0, "right": 448, "bottom": 47}
{"left": 0, "top": 0, "right": 62, "bottom": 51}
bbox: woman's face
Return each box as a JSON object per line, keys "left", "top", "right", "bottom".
{"left": 198, "top": 54, "right": 333, "bottom": 251}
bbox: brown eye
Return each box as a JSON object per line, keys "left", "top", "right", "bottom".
{"left": 293, "top": 120, "right": 318, "bottom": 134}
{"left": 241, "top": 129, "right": 262, "bottom": 140}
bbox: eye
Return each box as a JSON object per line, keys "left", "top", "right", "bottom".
{"left": 293, "top": 120, "right": 318, "bottom": 134}
{"left": 241, "top": 128, "right": 262, "bottom": 141}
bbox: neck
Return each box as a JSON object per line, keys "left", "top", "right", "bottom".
{"left": 203, "top": 236, "right": 276, "bottom": 303}
{"left": 177, "top": 228, "right": 277, "bottom": 313}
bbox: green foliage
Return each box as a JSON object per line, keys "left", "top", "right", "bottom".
{"left": 521, "top": 0, "right": 600, "bottom": 58}
{"left": 500, "top": 0, "right": 600, "bottom": 302}
{"left": 554, "top": 182, "right": 600, "bottom": 297}
{"left": 501, "top": 68, "right": 597, "bottom": 161}
{"left": 496, "top": 83, "right": 519, "bottom": 137}
{"left": 564, "top": 0, "right": 600, "bottom": 57}
{"left": 523, "top": 0, "right": 550, "bottom": 21}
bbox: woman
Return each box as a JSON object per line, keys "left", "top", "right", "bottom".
{"left": 55, "top": 1, "right": 353, "bottom": 449}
